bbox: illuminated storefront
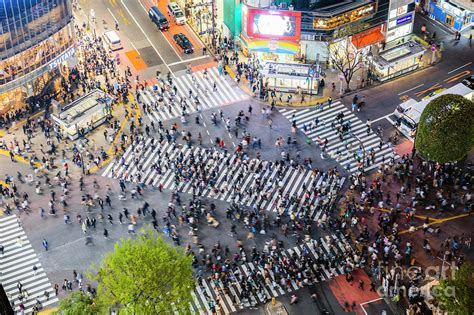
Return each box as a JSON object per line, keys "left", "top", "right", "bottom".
{"left": 0, "top": 0, "right": 75, "bottom": 116}
{"left": 312, "top": 3, "right": 375, "bottom": 30}
{"left": 429, "top": 0, "right": 473, "bottom": 31}
{"left": 261, "top": 62, "right": 320, "bottom": 93}
{"left": 240, "top": 6, "right": 301, "bottom": 62}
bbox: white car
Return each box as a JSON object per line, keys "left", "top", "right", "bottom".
{"left": 167, "top": 2, "right": 186, "bottom": 25}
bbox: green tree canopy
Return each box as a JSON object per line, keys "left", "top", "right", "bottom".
{"left": 90, "top": 228, "right": 195, "bottom": 314}
{"left": 415, "top": 94, "right": 474, "bottom": 163}
{"left": 435, "top": 261, "right": 474, "bottom": 314}
{"left": 55, "top": 291, "right": 97, "bottom": 315}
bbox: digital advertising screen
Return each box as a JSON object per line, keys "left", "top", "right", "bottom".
{"left": 245, "top": 8, "right": 301, "bottom": 41}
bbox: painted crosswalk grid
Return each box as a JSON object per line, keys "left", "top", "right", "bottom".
{"left": 0, "top": 215, "right": 58, "bottom": 313}
{"left": 279, "top": 101, "right": 396, "bottom": 173}
{"left": 102, "top": 138, "right": 345, "bottom": 222}
{"left": 140, "top": 67, "right": 250, "bottom": 123}
{"left": 188, "top": 234, "right": 356, "bottom": 314}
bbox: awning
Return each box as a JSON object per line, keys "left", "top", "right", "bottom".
{"left": 352, "top": 27, "right": 385, "bottom": 50}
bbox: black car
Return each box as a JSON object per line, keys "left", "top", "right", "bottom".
{"left": 173, "top": 33, "right": 193, "bottom": 54}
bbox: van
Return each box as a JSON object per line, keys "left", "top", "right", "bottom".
{"left": 167, "top": 2, "right": 186, "bottom": 25}
{"left": 149, "top": 6, "right": 169, "bottom": 31}
{"left": 103, "top": 30, "right": 122, "bottom": 51}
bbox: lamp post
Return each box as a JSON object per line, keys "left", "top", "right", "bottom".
{"left": 367, "top": 51, "right": 373, "bottom": 86}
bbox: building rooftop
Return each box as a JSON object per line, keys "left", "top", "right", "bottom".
{"left": 449, "top": 0, "right": 474, "bottom": 11}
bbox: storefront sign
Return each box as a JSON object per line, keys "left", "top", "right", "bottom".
{"left": 49, "top": 47, "right": 76, "bottom": 71}
{"left": 396, "top": 14, "right": 412, "bottom": 25}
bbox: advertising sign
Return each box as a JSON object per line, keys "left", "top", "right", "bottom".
{"left": 245, "top": 8, "right": 301, "bottom": 41}
{"left": 396, "top": 14, "right": 412, "bottom": 26}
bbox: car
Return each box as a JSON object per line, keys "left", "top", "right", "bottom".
{"left": 167, "top": 2, "right": 186, "bottom": 25}
{"left": 173, "top": 33, "right": 193, "bottom": 54}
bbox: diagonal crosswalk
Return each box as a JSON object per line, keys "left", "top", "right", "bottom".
{"left": 279, "top": 101, "right": 396, "bottom": 173}
{"left": 140, "top": 67, "right": 250, "bottom": 123}
{"left": 0, "top": 215, "right": 58, "bottom": 313}
{"left": 102, "top": 138, "right": 345, "bottom": 221}
{"left": 188, "top": 234, "right": 356, "bottom": 314}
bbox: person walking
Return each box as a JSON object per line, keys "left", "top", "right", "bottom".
{"left": 42, "top": 239, "right": 49, "bottom": 251}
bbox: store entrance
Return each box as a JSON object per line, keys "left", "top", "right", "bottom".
{"left": 446, "top": 15, "right": 455, "bottom": 27}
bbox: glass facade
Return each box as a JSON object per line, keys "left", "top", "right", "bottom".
{"left": 0, "top": 0, "right": 72, "bottom": 58}
{"left": 0, "top": 0, "right": 74, "bottom": 116}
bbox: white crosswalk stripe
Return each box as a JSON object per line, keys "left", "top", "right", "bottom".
{"left": 188, "top": 234, "right": 356, "bottom": 314}
{"left": 0, "top": 215, "right": 58, "bottom": 313}
{"left": 139, "top": 67, "right": 250, "bottom": 123}
{"left": 279, "top": 102, "right": 397, "bottom": 173}
{"left": 102, "top": 139, "right": 345, "bottom": 221}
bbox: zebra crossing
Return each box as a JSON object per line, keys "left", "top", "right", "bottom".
{"left": 189, "top": 234, "right": 355, "bottom": 314}
{"left": 140, "top": 67, "right": 250, "bottom": 123}
{"left": 102, "top": 139, "right": 345, "bottom": 221}
{"left": 0, "top": 215, "right": 58, "bottom": 313}
{"left": 279, "top": 101, "right": 396, "bottom": 173}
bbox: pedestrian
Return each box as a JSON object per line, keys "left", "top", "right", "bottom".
{"left": 268, "top": 118, "right": 273, "bottom": 129}
{"left": 104, "top": 228, "right": 109, "bottom": 239}
{"left": 358, "top": 279, "right": 365, "bottom": 290}
{"left": 290, "top": 294, "right": 298, "bottom": 305}
{"left": 42, "top": 239, "right": 49, "bottom": 251}
{"left": 0, "top": 244, "right": 4, "bottom": 255}
{"left": 33, "top": 265, "right": 38, "bottom": 276}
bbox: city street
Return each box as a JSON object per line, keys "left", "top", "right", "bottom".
{"left": 0, "top": 2, "right": 473, "bottom": 314}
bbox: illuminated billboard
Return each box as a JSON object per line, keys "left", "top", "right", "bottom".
{"left": 244, "top": 7, "right": 301, "bottom": 41}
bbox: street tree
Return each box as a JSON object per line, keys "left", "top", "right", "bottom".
{"left": 435, "top": 261, "right": 474, "bottom": 314}
{"left": 89, "top": 228, "right": 195, "bottom": 313}
{"left": 326, "top": 24, "right": 369, "bottom": 92}
{"left": 415, "top": 94, "right": 474, "bottom": 163}
{"left": 55, "top": 291, "right": 97, "bottom": 315}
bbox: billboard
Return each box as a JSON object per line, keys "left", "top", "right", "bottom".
{"left": 244, "top": 8, "right": 301, "bottom": 41}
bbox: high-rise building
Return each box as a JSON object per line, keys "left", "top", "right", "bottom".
{"left": 0, "top": 0, "right": 76, "bottom": 117}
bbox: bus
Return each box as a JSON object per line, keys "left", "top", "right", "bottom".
{"left": 394, "top": 80, "right": 474, "bottom": 141}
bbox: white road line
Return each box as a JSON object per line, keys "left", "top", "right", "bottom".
{"left": 397, "top": 84, "right": 424, "bottom": 95}
{"left": 106, "top": 7, "right": 119, "bottom": 23}
{"left": 371, "top": 114, "right": 392, "bottom": 124}
{"left": 135, "top": 0, "right": 183, "bottom": 61}
{"left": 120, "top": 0, "right": 176, "bottom": 74}
{"left": 168, "top": 55, "right": 209, "bottom": 66}
{"left": 448, "top": 62, "right": 473, "bottom": 74}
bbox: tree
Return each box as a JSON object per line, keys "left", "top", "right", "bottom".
{"left": 415, "top": 94, "right": 474, "bottom": 163}
{"left": 326, "top": 24, "right": 369, "bottom": 92}
{"left": 89, "top": 229, "right": 195, "bottom": 314}
{"left": 435, "top": 261, "right": 474, "bottom": 314}
{"left": 55, "top": 291, "right": 97, "bottom": 315}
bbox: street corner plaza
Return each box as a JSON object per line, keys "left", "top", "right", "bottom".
{"left": 102, "top": 136, "right": 345, "bottom": 222}
{"left": 279, "top": 102, "right": 397, "bottom": 173}
{"left": 140, "top": 67, "right": 250, "bottom": 123}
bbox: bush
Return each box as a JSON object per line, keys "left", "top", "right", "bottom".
{"left": 415, "top": 94, "right": 474, "bottom": 163}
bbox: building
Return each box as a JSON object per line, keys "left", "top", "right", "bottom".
{"left": 0, "top": 0, "right": 76, "bottom": 118}
{"left": 223, "top": 0, "right": 391, "bottom": 63}
{"left": 428, "top": 0, "right": 473, "bottom": 31}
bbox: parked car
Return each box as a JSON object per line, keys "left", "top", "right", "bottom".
{"left": 173, "top": 33, "right": 193, "bottom": 54}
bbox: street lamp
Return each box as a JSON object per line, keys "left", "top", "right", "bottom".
{"left": 367, "top": 52, "right": 373, "bottom": 86}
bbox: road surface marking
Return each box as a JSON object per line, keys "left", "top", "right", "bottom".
{"left": 414, "top": 83, "right": 441, "bottom": 97}
{"left": 397, "top": 84, "right": 424, "bottom": 95}
{"left": 168, "top": 55, "right": 209, "bottom": 66}
{"left": 135, "top": 0, "right": 183, "bottom": 61}
{"left": 399, "top": 95, "right": 410, "bottom": 102}
{"left": 447, "top": 62, "right": 472, "bottom": 74}
{"left": 444, "top": 70, "right": 470, "bottom": 83}
{"left": 120, "top": 0, "right": 174, "bottom": 75}
{"left": 370, "top": 114, "right": 392, "bottom": 124}
{"left": 107, "top": 7, "right": 119, "bottom": 23}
